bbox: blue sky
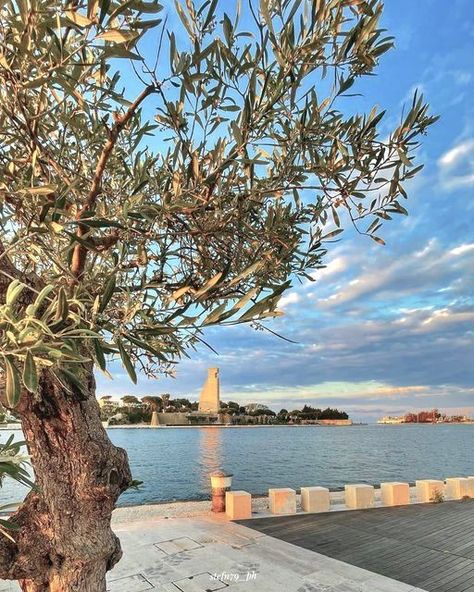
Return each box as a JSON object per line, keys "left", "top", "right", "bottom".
{"left": 97, "top": 0, "right": 474, "bottom": 421}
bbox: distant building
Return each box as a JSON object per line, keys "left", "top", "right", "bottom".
{"left": 98, "top": 396, "right": 145, "bottom": 412}
{"left": 98, "top": 397, "right": 120, "bottom": 413}
{"left": 379, "top": 409, "right": 474, "bottom": 424}
{"left": 377, "top": 416, "right": 405, "bottom": 424}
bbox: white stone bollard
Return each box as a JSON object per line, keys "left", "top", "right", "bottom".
{"left": 301, "top": 486, "right": 330, "bottom": 513}
{"left": 416, "top": 479, "right": 445, "bottom": 503}
{"left": 225, "top": 491, "right": 252, "bottom": 520}
{"left": 445, "top": 477, "right": 471, "bottom": 500}
{"left": 344, "top": 484, "right": 374, "bottom": 509}
{"left": 467, "top": 477, "right": 474, "bottom": 498}
{"left": 380, "top": 482, "right": 410, "bottom": 506}
{"left": 268, "top": 488, "right": 296, "bottom": 514}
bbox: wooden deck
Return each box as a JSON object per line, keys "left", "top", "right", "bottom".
{"left": 238, "top": 499, "right": 474, "bottom": 592}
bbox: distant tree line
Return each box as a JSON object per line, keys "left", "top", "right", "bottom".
{"left": 97, "top": 396, "right": 349, "bottom": 425}
{"left": 99, "top": 394, "right": 201, "bottom": 424}
{"left": 292, "top": 405, "right": 349, "bottom": 421}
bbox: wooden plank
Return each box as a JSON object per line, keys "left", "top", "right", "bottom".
{"left": 421, "top": 563, "right": 474, "bottom": 590}
{"left": 238, "top": 499, "right": 474, "bottom": 592}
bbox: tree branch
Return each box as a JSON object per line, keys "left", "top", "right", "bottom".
{"left": 70, "top": 84, "right": 157, "bottom": 281}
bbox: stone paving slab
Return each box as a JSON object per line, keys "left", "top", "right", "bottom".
{"left": 107, "top": 513, "right": 424, "bottom": 592}
{"left": 154, "top": 536, "right": 204, "bottom": 555}
{"left": 107, "top": 573, "right": 154, "bottom": 592}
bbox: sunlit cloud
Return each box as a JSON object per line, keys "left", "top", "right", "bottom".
{"left": 279, "top": 292, "right": 301, "bottom": 309}
{"left": 222, "top": 381, "right": 430, "bottom": 405}
{"left": 438, "top": 139, "right": 474, "bottom": 189}
{"left": 438, "top": 139, "right": 474, "bottom": 168}
{"left": 317, "top": 238, "right": 473, "bottom": 309}
{"left": 310, "top": 255, "right": 348, "bottom": 282}
{"left": 450, "top": 243, "right": 474, "bottom": 256}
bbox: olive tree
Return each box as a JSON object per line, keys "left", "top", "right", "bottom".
{"left": 0, "top": 0, "right": 436, "bottom": 590}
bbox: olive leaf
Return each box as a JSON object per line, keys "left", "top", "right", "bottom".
{"left": 3, "top": 356, "right": 21, "bottom": 407}
{"left": 22, "top": 350, "right": 39, "bottom": 393}
{"left": 117, "top": 339, "right": 137, "bottom": 384}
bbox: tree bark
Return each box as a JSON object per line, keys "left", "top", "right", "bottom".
{"left": 0, "top": 367, "right": 132, "bottom": 591}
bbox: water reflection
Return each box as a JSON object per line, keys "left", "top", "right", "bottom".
{"left": 198, "top": 428, "right": 223, "bottom": 491}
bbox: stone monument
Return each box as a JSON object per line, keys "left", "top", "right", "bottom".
{"left": 198, "top": 368, "right": 220, "bottom": 413}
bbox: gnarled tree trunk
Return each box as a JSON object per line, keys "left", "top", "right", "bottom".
{"left": 0, "top": 242, "right": 132, "bottom": 590}
{"left": 0, "top": 367, "right": 132, "bottom": 591}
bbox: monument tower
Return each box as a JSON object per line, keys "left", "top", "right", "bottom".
{"left": 198, "top": 368, "right": 220, "bottom": 413}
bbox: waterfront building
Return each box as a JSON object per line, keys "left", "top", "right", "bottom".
{"left": 377, "top": 416, "right": 405, "bottom": 424}
{"left": 98, "top": 396, "right": 146, "bottom": 412}
{"left": 98, "top": 396, "right": 121, "bottom": 413}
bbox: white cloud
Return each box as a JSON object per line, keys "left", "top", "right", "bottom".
{"left": 438, "top": 139, "right": 474, "bottom": 189}
{"left": 452, "top": 71, "right": 472, "bottom": 86}
{"left": 450, "top": 243, "right": 474, "bottom": 256}
{"left": 222, "top": 381, "right": 430, "bottom": 405}
{"left": 444, "top": 173, "right": 474, "bottom": 190}
{"left": 279, "top": 292, "right": 300, "bottom": 308}
{"left": 310, "top": 255, "right": 348, "bottom": 281}
{"left": 277, "top": 254, "right": 349, "bottom": 309}
{"left": 318, "top": 238, "right": 473, "bottom": 309}
{"left": 439, "top": 141, "right": 474, "bottom": 169}
{"left": 420, "top": 308, "right": 474, "bottom": 329}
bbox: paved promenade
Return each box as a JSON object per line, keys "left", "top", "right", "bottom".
{"left": 0, "top": 502, "right": 426, "bottom": 592}
{"left": 108, "top": 513, "right": 425, "bottom": 592}
{"left": 240, "top": 499, "right": 474, "bottom": 592}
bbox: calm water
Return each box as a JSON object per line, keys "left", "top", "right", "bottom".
{"left": 1, "top": 424, "right": 473, "bottom": 507}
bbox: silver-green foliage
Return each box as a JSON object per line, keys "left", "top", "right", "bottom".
{"left": 0, "top": 0, "right": 437, "bottom": 404}
{"left": 0, "top": 435, "right": 34, "bottom": 540}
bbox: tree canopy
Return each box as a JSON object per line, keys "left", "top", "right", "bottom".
{"left": 0, "top": 0, "right": 436, "bottom": 409}
{"left": 141, "top": 395, "right": 162, "bottom": 411}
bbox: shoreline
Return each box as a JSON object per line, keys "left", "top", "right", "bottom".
{"left": 106, "top": 422, "right": 358, "bottom": 429}
{"left": 2, "top": 421, "right": 473, "bottom": 431}
{"left": 0, "top": 423, "right": 358, "bottom": 431}
{"left": 105, "top": 422, "right": 473, "bottom": 428}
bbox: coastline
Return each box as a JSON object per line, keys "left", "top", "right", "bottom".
{"left": 104, "top": 422, "right": 473, "bottom": 428}
{"left": 106, "top": 423, "right": 357, "bottom": 429}
{"left": 2, "top": 422, "right": 473, "bottom": 431}
{"left": 0, "top": 424, "right": 356, "bottom": 431}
